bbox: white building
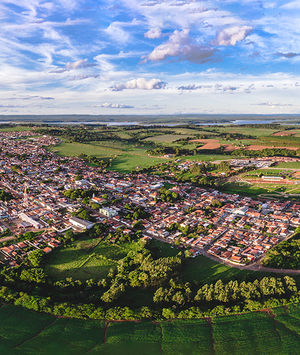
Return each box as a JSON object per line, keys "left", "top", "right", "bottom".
{"left": 69, "top": 217, "right": 94, "bottom": 230}
{"left": 99, "top": 207, "right": 118, "bottom": 218}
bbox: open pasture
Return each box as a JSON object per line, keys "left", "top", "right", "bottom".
{"left": 144, "top": 134, "right": 193, "bottom": 143}
{"left": 48, "top": 142, "right": 120, "bottom": 160}
{"left": 45, "top": 238, "right": 141, "bottom": 281}
{"left": 110, "top": 153, "right": 168, "bottom": 173}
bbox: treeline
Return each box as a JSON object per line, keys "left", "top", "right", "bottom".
{"left": 79, "top": 153, "right": 111, "bottom": 168}
{"left": 146, "top": 146, "right": 193, "bottom": 156}
{"left": 0, "top": 275, "right": 298, "bottom": 321}
{"left": 153, "top": 276, "right": 297, "bottom": 308}
{"left": 231, "top": 147, "right": 299, "bottom": 158}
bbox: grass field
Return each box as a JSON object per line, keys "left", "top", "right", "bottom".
{"left": 276, "top": 162, "right": 300, "bottom": 169}
{"left": 144, "top": 134, "right": 194, "bottom": 143}
{"left": 110, "top": 153, "right": 168, "bottom": 173}
{"left": 3, "top": 303, "right": 300, "bottom": 354}
{"left": 182, "top": 154, "right": 231, "bottom": 162}
{"left": 48, "top": 142, "right": 119, "bottom": 160}
{"left": 45, "top": 237, "right": 141, "bottom": 281}
{"left": 221, "top": 182, "right": 271, "bottom": 197}
{"left": 0, "top": 126, "right": 33, "bottom": 132}
{"left": 182, "top": 255, "right": 271, "bottom": 285}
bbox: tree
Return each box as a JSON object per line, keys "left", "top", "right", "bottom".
{"left": 27, "top": 250, "right": 45, "bottom": 267}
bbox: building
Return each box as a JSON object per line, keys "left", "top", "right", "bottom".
{"left": 19, "top": 213, "right": 43, "bottom": 229}
{"left": 69, "top": 216, "right": 94, "bottom": 230}
{"left": 99, "top": 207, "right": 118, "bottom": 218}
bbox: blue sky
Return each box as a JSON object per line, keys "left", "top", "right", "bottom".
{"left": 1, "top": 0, "right": 300, "bottom": 115}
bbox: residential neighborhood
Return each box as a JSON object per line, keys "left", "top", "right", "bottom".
{"left": 0, "top": 131, "right": 298, "bottom": 268}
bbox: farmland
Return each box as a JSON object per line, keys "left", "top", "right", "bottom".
{"left": 2, "top": 304, "right": 300, "bottom": 354}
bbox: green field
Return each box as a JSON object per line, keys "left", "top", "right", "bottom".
{"left": 45, "top": 237, "right": 141, "bottom": 281}
{"left": 110, "top": 153, "right": 168, "bottom": 173}
{"left": 182, "top": 255, "right": 271, "bottom": 285}
{"left": 0, "top": 126, "right": 34, "bottom": 132}
{"left": 276, "top": 162, "right": 300, "bottom": 169}
{"left": 3, "top": 304, "right": 300, "bottom": 354}
{"left": 144, "top": 134, "right": 194, "bottom": 143}
{"left": 182, "top": 154, "right": 230, "bottom": 162}
{"left": 49, "top": 142, "right": 119, "bottom": 159}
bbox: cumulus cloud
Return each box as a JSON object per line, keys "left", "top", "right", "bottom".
{"left": 90, "top": 103, "right": 134, "bottom": 108}
{"left": 215, "top": 26, "right": 253, "bottom": 46}
{"left": 144, "top": 28, "right": 163, "bottom": 39}
{"left": 50, "top": 59, "right": 96, "bottom": 73}
{"left": 111, "top": 78, "right": 166, "bottom": 91}
{"left": 275, "top": 52, "right": 299, "bottom": 58}
{"left": 141, "top": 29, "right": 217, "bottom": 63}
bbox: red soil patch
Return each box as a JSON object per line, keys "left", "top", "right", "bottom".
{"left": 273, "top": 131, "right": 300, "bottom": 136}
{"left": 189, "top": 139, "right": 221, "bottom": 150}
{"left": 245, "top": 145, "right": 298, "bottom": 151}
{"left": 222, "top": 144, "right": 240, "bottom": 152}
{"left": 245, "top": 178, "right": 295, "bottom": 185}
{"left": 198, "top": 143, "right": 220, "bottom": 150}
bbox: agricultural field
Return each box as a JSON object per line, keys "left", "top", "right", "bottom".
{"left": 3, "top": 303, "right": 300, "bottom": 354}
{"left": 143, "top": 134, "right": 193, "bottom": 143}
{"left": 45, "top": 237, "right": 141, "bottom": 281}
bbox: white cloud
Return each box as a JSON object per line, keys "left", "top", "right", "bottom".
{"left": 144, "top": 28, "right": 163, "bottom": 38}
{"left": 90, "top": 103, "right": 134, "bottom": 108}
{"left": 215, "top": 26, "right": 253, "bottom": 46}
{"left": 66, "top": 58, "right": 88, "bottom": 70}
{"left": 111, "top": 78, "right": 166, "bottom": 91}
{"left": 252, "top": 102, "right": 293, "bottom": 107}
{"left": 281, "top": 1, "right": 300, "bottom": 9}
{"left": 141, "top": 29, "right": 216, "bottom": 63}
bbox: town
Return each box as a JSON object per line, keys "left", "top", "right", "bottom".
{"left": 0, "top": 130, "right": 299, "bottom": 269}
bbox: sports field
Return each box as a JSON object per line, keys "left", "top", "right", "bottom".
{"left": 2, "top": 304, "right": 300, "bottom": 354}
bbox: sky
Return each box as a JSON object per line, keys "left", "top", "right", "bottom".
{"left": 1, "top": 0, "right": 300, "bottom": 116}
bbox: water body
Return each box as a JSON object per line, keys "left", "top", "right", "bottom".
{"left": 50, "top": 121, "right": 140, "bottom": 126}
